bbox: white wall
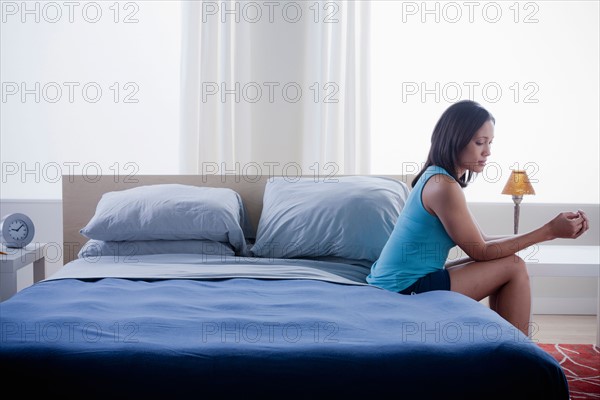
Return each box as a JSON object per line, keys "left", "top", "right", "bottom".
{"left": 1, "top": 1, "right": 181, "bottom": 199}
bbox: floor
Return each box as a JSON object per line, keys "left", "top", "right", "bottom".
{"left": 531, "top": 314, "right": 597, "bottom": 344}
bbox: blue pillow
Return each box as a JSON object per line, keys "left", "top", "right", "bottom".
{"left": 251, "top": 176, "right": 409, "bottom": 262}
{"left": 80, "top": 184, "right": 249, "bottom": 255}
{"left": 78, "top": 239, "right": 235, "bottom": 259}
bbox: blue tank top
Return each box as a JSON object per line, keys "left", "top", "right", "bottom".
{"left": 366, "top": 166, "right": 456, "bottom": 292}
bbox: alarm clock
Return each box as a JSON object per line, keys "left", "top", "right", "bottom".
{"left": 0, "top": 213, "right": 35, "bottom": 248}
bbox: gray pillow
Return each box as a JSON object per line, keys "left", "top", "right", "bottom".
{"left": 251, "top": 176, "right": 409, "bottom": 262}
{"left": 80, "top": 184, "right": 249, "bottom": 255}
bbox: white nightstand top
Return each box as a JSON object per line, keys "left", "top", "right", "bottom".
{"left": 519, "top": 245, "right": 599, "bottom": 277}
{"left": 1, "top": 243, "right": 48, "bottom": 273}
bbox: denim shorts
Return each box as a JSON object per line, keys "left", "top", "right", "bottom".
{"left": 399, "top": 269, "right": 451, "bottom": 295}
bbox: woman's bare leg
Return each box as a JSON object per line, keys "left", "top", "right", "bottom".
{"left": 446, "top": 255, "right": 531, "bottom": 336}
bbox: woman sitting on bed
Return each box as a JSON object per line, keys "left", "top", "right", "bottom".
{"left": 367, "top": 99, "right": 589, "bottom": 336}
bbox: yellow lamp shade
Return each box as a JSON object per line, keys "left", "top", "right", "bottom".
{"left": 501, "top": 170, "right": 536, "bottom": 196}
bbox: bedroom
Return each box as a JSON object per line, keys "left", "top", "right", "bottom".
{"left": 1, "top": 1, "right": 599, "bottom": 397}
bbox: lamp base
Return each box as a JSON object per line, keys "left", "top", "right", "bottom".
{"left": 512, "top": 195, "right": 523, "bottom": 234}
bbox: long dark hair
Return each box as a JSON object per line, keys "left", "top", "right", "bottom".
{"left": 412, "top": 100, "right": 495, "bottom": 188}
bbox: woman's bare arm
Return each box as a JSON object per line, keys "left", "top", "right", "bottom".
{"left": 423, "top": 175, "right": 589, "bottom": 262}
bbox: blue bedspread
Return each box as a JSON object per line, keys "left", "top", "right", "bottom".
{"left": 0, "top": 258, "right": 568, "bottom": 398}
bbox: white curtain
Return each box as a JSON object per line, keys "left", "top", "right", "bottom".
{"left": 179, "top": 1, "right": 252, "bottom": 174}
{"left": 180, "top": 1, "right": 371, "bottom": 176}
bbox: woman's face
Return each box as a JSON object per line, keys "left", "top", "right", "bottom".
{"left": 457, "top": 119, "right": 494, "bottom": 175}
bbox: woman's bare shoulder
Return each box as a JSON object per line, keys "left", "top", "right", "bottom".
{"left": 422, "top": 174, "right": 466, "bottom": 214}
{"left": 423, "top": 173, "right": 462, "bottom": 195}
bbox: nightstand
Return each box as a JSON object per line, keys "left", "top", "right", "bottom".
{"left": 1, "top": 243, "right": 48, "bottom": 301}
{"left": 520, "top": 245, "right": 600, "bottom": 346}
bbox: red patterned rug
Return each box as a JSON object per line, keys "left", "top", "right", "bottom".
{"left": 538, "top": 344, "right": 600, "bottom": 399}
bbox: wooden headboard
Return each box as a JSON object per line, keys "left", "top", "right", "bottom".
{"left": 62, "top": 174, "right": 414, "bottom": 265}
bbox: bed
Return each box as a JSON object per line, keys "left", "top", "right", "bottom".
{"left": 0, "top": 174, "right": 569, "bottom": 398}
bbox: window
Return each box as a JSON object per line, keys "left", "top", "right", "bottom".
{"left": 371, "top": 0, "right": 599, "bottom": 203}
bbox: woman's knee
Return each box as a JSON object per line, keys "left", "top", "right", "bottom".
{"left": 510, "top": 254, "right": 526, "bottom": 266}
{"left": 503, "top": 255, "right": 529, "bottom": 280}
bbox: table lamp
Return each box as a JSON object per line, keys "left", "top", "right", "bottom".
{"left": 501, "top": 170, "right": 536, "bottom": 234}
